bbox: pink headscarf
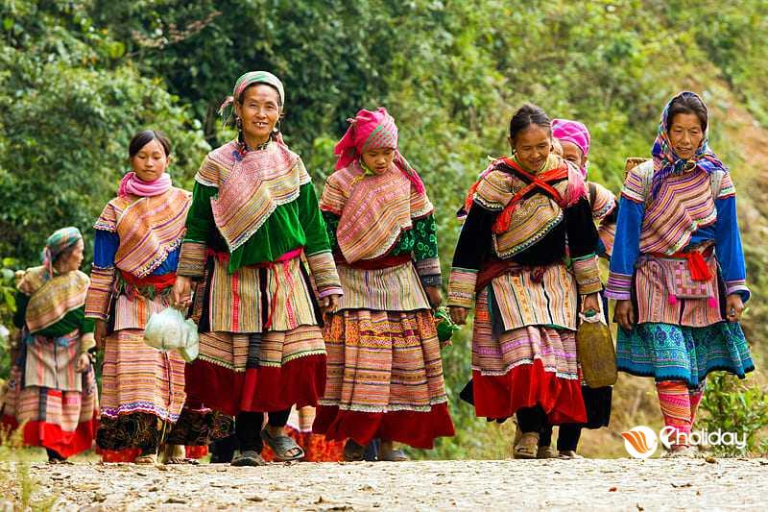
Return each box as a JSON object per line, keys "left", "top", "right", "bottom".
{"left": 334, "top": 108, "right": 425, "bottom": 194}
{"left": 552, "top": 118, "right": 591, "bottom": 177}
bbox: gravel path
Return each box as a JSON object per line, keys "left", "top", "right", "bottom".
{"left": 4, "top": 458, "right": 767, "bottom": 511}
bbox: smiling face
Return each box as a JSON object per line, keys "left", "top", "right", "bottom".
{"left": 235, "top": 84, "right": 281, "bottom": 146}
{"left": 130, "top": 139, "right": 170, "bottom": 182}
{"left": 510, "top": 124, "right": 551, "bottom": 171}
{"left": 361, "top": 147, "right": 396, "bottom": 175}
{"left": 668, "top": 112, "right": 704, "bottom": 160}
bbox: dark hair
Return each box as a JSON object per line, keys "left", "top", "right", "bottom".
{"left": 666, "top": 93, "right": 708, "bottom": 133}
{"left": 128, "top": 130, "right": 172, "bottom": 159}
{"left": 509, "top": 103, "right": 551, "bottom": 140}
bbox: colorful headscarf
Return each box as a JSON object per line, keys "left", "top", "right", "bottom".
{"left": 333, "top": 108, "right": 425, "bottom": 194}
{"left": 552, "top": 118, "right": 591, "bottom": 177}
{"left": 651, "top": 91, "right": 727, "bottom": 198}
{"left": 218, "top": 71, "right": 285, "bottom": 114}
{"left": 41, "top": 227, "right": 82, "bottom": 279}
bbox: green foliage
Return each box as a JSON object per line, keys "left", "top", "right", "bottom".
{"left": 699, "top": 373, "right": 768, "bottom": 457}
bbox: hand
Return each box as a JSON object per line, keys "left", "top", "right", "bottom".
{"left": 726, "top": 293, "right": 745, "bottom": 322}
{"left": 94, "top": 320, "right": 108, "bottom": 350}
{"left": 171, "top": 276, "right": 193, "bottom": 310}
{"left": 614, "top": 300, "right": 635, "bottom": 331}
{"left": 581, "top": 293, "right": 601, "bottom": 316}
{"left": 425, "top": 286, "right": 443, "bottom": 309}
{"left": 321, "top": 294, "right": 340, "bottom": 314}
{"left": 75, "top": 352, "right": 90, "bottom": 373}
{"left": 450, "top": 306, "right": 469, "bottom": 325}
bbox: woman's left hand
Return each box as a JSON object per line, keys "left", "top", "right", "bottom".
{"left": 321, "top": 294, "right": 340, "bottom": 314}
{"left": 726, "top": 293, "right": 745, "bottom": 322}
{"left": 425, "top": 286, "right": 443, "bottom": 309}
{"left": 75, "top": 352, "right": 91, "bottom": 373}
{"left": 581, "top": 293, "right": 601, "bottom": 316}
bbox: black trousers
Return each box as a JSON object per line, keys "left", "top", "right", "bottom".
{"left": 539, "top": 423, "right": 582, "bottom": 452}
{"left": 234, "top": 408, "right": 291, "bottom": 453}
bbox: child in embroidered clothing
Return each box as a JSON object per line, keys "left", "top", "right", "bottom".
{"left": 86, "top": 131, "right": 227, "bottom": 464}
{"left": 313, "top": 108, "right": 454, "bottom": 461}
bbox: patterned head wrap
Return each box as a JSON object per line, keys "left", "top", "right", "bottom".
{"left": 334, "top": 108, "right": 425, "bottom": 193}
{"left": 651, "top": 91, "right": 726, "bottom": 197}
{"left": 218, "top": 71, "right": 285, "bottom": 114}
{"left": 42, "top": 227, "right": 82, "bottom": 278}
{"left": 552, "top": 118, "right": 591, "bottom": 177}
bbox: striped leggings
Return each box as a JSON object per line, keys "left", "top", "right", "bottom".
{"left": 656, "top": 380, "right": 706, "bottom": 446}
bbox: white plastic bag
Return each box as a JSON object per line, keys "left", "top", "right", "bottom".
{"left": 143, "top": 307, "right": 199, "bottom": 361}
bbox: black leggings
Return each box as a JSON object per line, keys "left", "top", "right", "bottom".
{"left": 539, "top": 423, "right": 582, "bottom": 452}
{"left": 517, "top": 406, "right": 547, "bottom": 434}
{"left": 235, "top": 408, "right": 291, "bottom": 452}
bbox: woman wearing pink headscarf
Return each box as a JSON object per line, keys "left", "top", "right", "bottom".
{"left": 313, "top": 108, "right": 454, "bottom": 461}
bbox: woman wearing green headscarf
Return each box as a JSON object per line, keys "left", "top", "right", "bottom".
{"left": 1, "top": 227, "right": 98, "bottom": 462}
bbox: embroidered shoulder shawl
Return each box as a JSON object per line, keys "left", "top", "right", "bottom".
{"left": 320, "top": 161, "right": 433, "bottom": 263}
{"left": 196, "top": 141, "right": 311, "bottom": 252}
{"left": 18, "top": 266, "right": 89, "bottom": 333}
{"left": 95, "top": 187, "right": 191, "bottom": 278}
{"left": 622, "top": 159, "right": 730, "bottom": 254}
{"left": 473, "top": 154, "right": 583, "bottom": 258}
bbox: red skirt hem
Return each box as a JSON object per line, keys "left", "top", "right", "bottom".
{"left": 313, "top": 402, "right": 455, "bottom": 449}
{"left": 472, "top": 359, "right": 586, "bottom": 424}
{"left": 185, "top": 354, "right": 326, "bottom": 416}
{"left": 2, "top": 414, "right": 98, "bottom": 458}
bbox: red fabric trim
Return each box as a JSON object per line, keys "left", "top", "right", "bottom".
{"left": 185, "top": 354, "right": 326, "bottom": 416}
{"left": 2, "top": 413, "right": 98, "bottom": 459}
{"left": 97, "top": 447, "right": 142, "bottom": 463}
{"left": 120, "top": 270, "right": 177, "bottom": 290}
{"left": 313, "top": 402, "right": 455, "bottom": 450}
{"left": 471, "top": 359, "right": 586, "bottom": 424}
{"left": 185, "top": 445, "right": 209, "bottom": 459}
{"left": 652, "top": 246, "right": 714, "bottom": 282}
{"left": 262, "top": 428, "right": 345, "bottom": 462}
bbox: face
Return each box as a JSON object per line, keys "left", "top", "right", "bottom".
{"left": 56, "top": 239, "right": 84, "bottom": 273}
{"left": 131, "top": 139, "right": 169, "bottom": 182}
{"left": 668, "top": 112, "right": 704, "bottom": 160}
{"left": 361, "top": 147, "right": 396, "bottom": 175}
{"left": 559, "top": 140, "right": 585, "bottom": 168}
{"left": 235, "top": 84, "right": 281, "bottom": 145}
{"left": 510, "top": 124, "right": 551, "bottom": 171}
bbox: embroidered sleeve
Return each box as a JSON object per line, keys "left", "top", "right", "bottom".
{"left": 621, "top": 161, "right": 653, "bottom": 204}
{"left": 179, "top": 182, "right": 217, "bottom": 278}
{"left": 79, "top": 315, "right": 96, "bottom": 354}
{"left": 85, "top": 265, "right": 116, "bottom": 321}
{"left": 716, "top": 171, "right": 736, "bottom": 199}
{"left": 715, "top": 193, "right": 750, "bottom": 302}
{"left": 301, "top": 182, "right": 342, "bottom": 297}
{"left": 606, "top": 197, "right": 645, "bottom": 300}
{"left": 448, "top": 200, "right": 496, "bottom": 308}
{"left": 94, "top": 200, "right": 120, "bottom": 232}
{"left": 564, "top": 198, "right": 602, "bottom": 295}
{"left": 194, "top": 154, "right": 225, "bottom": 188}
{"left": 591, "top": 182, "right": 617, "bottom": 221}
{"left": 319, "top": 171, "right": 349, "bottom": 216}
{"left": 473, "top": 170, "right": 513, "bottom": 211}
{"left": 413, "top": 214, "right": 441, "bottom": 288}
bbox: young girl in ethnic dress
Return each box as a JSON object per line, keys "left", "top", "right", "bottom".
{"left": 536, "top": 118, "right": 616, "bottom": 459}
{"left": 2, "top": 228, "right": 98, "bottom": 462}
{"left": 86, "top": 130, "right": 220, "bottom": 464}
{"left": 448, "top": 104, "right": 602, "bottom": 459}
{"left": 172, "top": 71, "right": 342, "bottom": 466}
{"left": 607, "top": 91, "right": 753, "bottom": 456}
{"left": 313, "top": 108, "right": 455, "bottom": 461}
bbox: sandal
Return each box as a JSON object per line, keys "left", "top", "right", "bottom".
{"left": 537, "top": 446, "right": 558, "bottom": 459}
{"left": 514, "top": 432, "right": 540, "bottom": 459}
{"left": 557, "top": 450, "right": 583, "bottom": 459}
{"left": 343, "top": 439, "right": 366, "bottom": 462}
{"left": 134, "top": 454, "right": 158, "bottom": 465}
{"left": 379, "top": 447, "right": 409, "bottom": 462}
{"left": 231, "top": 450, "right": 266, "bottom": 467}
{"left": 261, "top": 429, "right": 305, "bottom": 462}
